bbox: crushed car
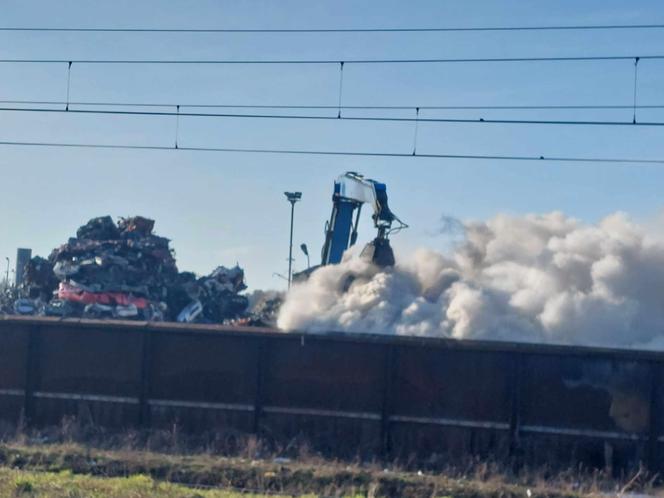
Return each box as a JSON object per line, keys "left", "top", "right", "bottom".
{"left": 13, "top": 215, "right": 251, "bottom": 323}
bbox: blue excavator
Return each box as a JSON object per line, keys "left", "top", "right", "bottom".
{"left": 297, "top": 172, "right": 407, "bottom": 279}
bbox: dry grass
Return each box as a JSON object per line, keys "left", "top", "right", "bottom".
{"left": 0, "top": 420, "right": 660, "bottom": 497}
{"left": 0, "top": 441, "right": 600, "bottom": 498}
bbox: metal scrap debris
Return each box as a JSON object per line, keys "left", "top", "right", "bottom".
{"left": 10, "top": 215, "right": 251, "bottom": 323}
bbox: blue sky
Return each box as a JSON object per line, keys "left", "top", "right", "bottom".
{"left": 1, "top": 1, "right": 664, "bottom": 290}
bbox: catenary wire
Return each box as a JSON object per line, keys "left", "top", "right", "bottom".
{"left": 1, "top": 23, "right": 664, "bottom": 33}
{"left": 2, "top": 106, "right": 664, "bottom": 127}
{"left": 2, "top": 99, "right": 664, "bottom": 111}
{"left": 2, "top": 54, "right": 664, "bottom": 64}
{"left": 0, "top": 139, "right": 662, "bottom": 165}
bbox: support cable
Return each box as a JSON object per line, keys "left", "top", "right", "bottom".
{"left": 1, "top": 99, "right": 664, "bottom": 111}
{"left": 633, "top": 57, "right": 640, "bottom": 124}
{"left": 65, "top": 61, "right": 72, "bottom": 111}
{"left": 0, "top": 139, "right": 662, "bottom": 165}
{"left": 2, "top": 54, "right": 664, "bottom": 65}
{"left": 175, "top": 104, "right": 180, "bottom": 149}
{"left": 412, "top": 107, "right": 420, "bottom": 155}
{"left": 3, "top": 105, "right": 664, "bottom": 127}
{"left": 2, "top": 23, "right": 664, "bottom": 33}
{"left": 337, "top": 61, "right": 344, "bottom": 118}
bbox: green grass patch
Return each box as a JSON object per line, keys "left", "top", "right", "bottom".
{"left": 0, "top": 467, "right": 325, "bottom": 498}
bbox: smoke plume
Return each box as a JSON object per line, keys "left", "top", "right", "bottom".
{"left": 277, "top": 211, "right": 664, "bottom": 349}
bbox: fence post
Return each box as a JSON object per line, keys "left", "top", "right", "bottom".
{"left": 137, "top": 329, "right": 152, "bottom": 428}
{"left": 253, "top": 338, "right": 267, "bottom": 434}
{"left": 647, "top": 361, "right": 660, "bottom": 470}
{"left": 508, "top": 352, "right": 523, "bottom": 462}
{"left": 23, "top": 325, "right": 41, "bottom": 426}
{"left": 380, "top": 344, "right": 396, "bottom": 458}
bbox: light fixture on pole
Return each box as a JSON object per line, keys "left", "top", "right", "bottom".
{"left": 300, "top": 243, "right": 310, "bottom": 269}
{"left": 284, "top": 191, "right": 302, "bottom": 288}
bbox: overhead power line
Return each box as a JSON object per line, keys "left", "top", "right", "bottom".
{"left": 2, "top": 105, "right": 664, "bottom": 127}
{"left": 0, "top": 139, "right": 662, "bottom": 165}
{"left": 1, "top": 23, "right": 664, "bottom": 34}
{"left": 0, "top": 54, "right": 660, "bottom": 65}
{"left": 2, "top": 99, "right": 664, "bottom": 111}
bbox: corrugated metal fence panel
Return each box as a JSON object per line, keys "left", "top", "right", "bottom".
{"left": 260, "top": 336, "right": 385, "bottom": 457}
{"left": 32, "top": 324, "right": 142, "bottom": 428}
{"left": 2, "top": 317, "right": 664, "bottom": 470}
{"left": 519, "top": 353, "right": 652, "bottom": 468}
{"left": 147, "top": 331, "right": 260, "bottom": 433}
{"left": 521, "top": 354, "right": 651, "bottom": 435}
{"left": 389, "top": 346, "right": 513, "bottom": 459}
{"left": 0, "top": 322, "right": 29, "bottom": 422}
{"left": 652, "top": 363, "right": 664, "bottom": 470}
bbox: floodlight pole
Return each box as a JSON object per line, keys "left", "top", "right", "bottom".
{"left": 284, "top": 192, "right": 302, "bottom": 288}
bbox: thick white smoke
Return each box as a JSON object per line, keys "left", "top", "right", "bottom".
{"left": 277, "top": 212, "right": 664, "bottom": 349}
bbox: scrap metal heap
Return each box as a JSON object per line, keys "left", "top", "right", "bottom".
{"left": 46, "top": 215, "right": 177, "bottom": 319}
{"left": 171, "top": 266, "right": 249, "bottom": 323}
{"left": 12, "top": 215, "right": 253, "bottom": 323}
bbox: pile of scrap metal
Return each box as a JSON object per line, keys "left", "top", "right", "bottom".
{"left": 242, "top": 290, "right": 283, "bottom": 327}
{"left": 173, "top": 266, "right": 249, "bottom": 323}
{"left": 12, "top": 215, "right": 251, "bottom": 323}
{"left": 0, "top": 284, "right": 18, "bottom": 315}
{"left": 11, "top": 256, "right": 57, "bottom": 315}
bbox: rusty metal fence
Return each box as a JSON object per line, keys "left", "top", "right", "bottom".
{"left": 0, "top": 316, "right": 662, "bottom": 469}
